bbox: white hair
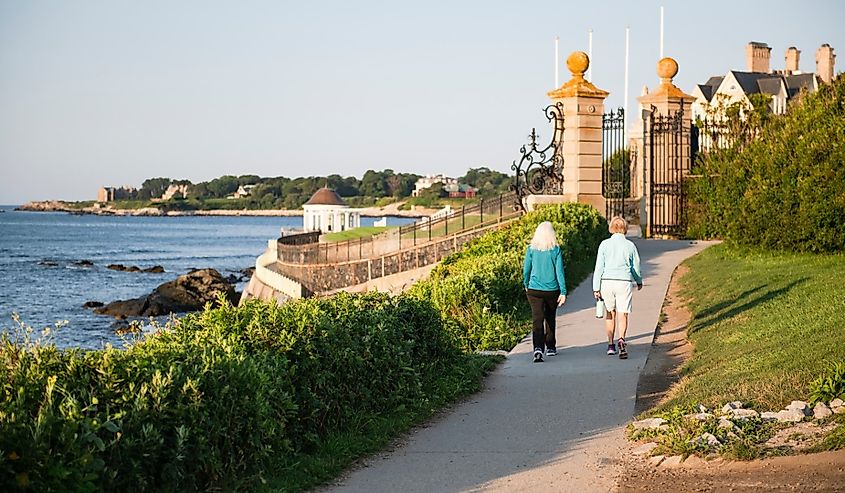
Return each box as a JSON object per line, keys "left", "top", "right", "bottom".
{"left": 530, "top": 221, "right": 559, "bottom": 251}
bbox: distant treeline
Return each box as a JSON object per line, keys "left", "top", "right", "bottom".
{"left": 134, "top": 168, "right": 511, "bottom": 210}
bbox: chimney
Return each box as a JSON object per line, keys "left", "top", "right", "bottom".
{"left": 785, "top": 47, "right": 800, "bottom": 74}
{"left": 816, "top": 44, "right": 836, "bottom": 83}
{"left": 746, "top": 42, "right": 771, "bottom": 73}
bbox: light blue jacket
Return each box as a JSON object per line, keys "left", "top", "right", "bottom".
{"left": 592, "top": 233, "right": 642, "bottom": 291}
{"left": 523, "top": 246, "right": 567, "bottom": 294}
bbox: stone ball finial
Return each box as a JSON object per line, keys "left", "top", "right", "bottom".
{"left": 657, "top": 57, "right": 679, "bottom": 81}
{"left": 567, "top": 51, "right": 590, "bottom": 78}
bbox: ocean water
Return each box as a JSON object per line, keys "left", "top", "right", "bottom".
{"left": 0, "top": 207, "right": 414, "bottom": 349}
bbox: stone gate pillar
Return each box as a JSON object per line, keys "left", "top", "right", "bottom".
{"left": 547, "top": 51, "right": 610, "bottom": 213}
{"left": 637, "top": 57, "right": 694, "bottom": 237}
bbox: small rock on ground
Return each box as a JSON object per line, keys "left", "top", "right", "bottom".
{"left": 633, "top": 442, "right": 659, "bottom": 456}
{"left": 693, "top": 432, "right": 722, "bottom": 449}
{"left": 730, "top": 408, "right": 759, "bottom": 420}
{"left": 814, "top": 402, "right": 833, "bottom": 419}
{"left": 632, "top": 417, "right": 668, "bottom": 430}
{"left": 686, "top": 412, "right": 714, "bottom": 422}
{"left": 786, "top": 400, "right": 812, "bottom": 416}
{"left": 776, "top": 409, "right": 807, "bottom": 423}
{"left": 721, "top": 401, "right": 743, "bottom": 413}
{"left": 661, "top": 456, "right": 683, "bottom": 468}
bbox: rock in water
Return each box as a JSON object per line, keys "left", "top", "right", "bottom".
{"left": 83, "top": 301, "right": 104, "bottom": 309}
{"left": 95, "top": 268, "right": 237, "bottom": 318}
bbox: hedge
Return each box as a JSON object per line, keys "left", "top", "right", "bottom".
{"left": 687, "top": 76, "right": 845, "bottom": 252}
{"left": 410, "top": 203, "right": 608, "bottom": 352}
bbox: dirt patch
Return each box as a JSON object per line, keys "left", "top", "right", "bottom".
{"left": 634, "top": 264, "right": 693, "bottom": 415}
{"left": 764, "top": 422, "right": 839, "bottom": 452}
{"left": 619, "top": 449, "right": 845, "bottom": 492}
{"left": 622, "top": 264, "right": 845, "bottom": 491}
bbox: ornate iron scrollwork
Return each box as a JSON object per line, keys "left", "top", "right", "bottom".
{"left": 510, "top": 103, "right": 565, "bottom": 211}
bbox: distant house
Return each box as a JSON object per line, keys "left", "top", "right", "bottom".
{"left": 412, "top": 174, "right": 458, "bottom": 197}
{"left": 228, "top": 184, "right": 257, "bottom": 199}
{"left": 691, "top": 42, "right": 836, "bottom": 121}
{"left": 97, "top": 186, "right": 137, "bottom": 203}
{"left": 160, "top": 184, "right": 190, "bottom": 200}
{"left": 302, "top": 187, "right": 361, "bottom": 232}
{"left": 444, "top": 183, "right": 478, "bottom": 199}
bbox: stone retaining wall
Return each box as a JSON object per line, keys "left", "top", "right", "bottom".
{"left": 275, "top": 222, "right": 508, "bottom": 294}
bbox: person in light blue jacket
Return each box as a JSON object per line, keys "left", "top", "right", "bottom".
{"left": 522, "top": 221, "right": 567, "bottom": 363}
{"left": 592, "top": 216, "right": 642, "bottom": 359}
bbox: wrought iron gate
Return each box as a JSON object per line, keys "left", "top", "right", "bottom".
{"left": 601, "top": 108, "right": 628, "bottom": 219}
{"left": 642, "top": 106, "right": 692, "bottom": 237}
{"left": 511, "top": 103, "right": 564, "bottom": 211}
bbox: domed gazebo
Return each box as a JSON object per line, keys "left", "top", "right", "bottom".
{"left": 302, "top": 187, "right": 361, "bottom": 232}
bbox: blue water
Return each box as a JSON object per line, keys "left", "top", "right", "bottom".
{"left": 0, "top": 208, "right": 414, "bottom": 349}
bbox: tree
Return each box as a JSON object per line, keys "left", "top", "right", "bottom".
{"left": 138, "top": 177, "right": 173, "bottom": 200}
{"left": 237, "top": 175, "right": 261, "bottom": 186}
{"left": 204, "top": 175, "right": 240, "bottom": 198}
{"left": 460, "top": 167, "right": 511, "bottom": 197}
{"left": 359, "top": 170, "right": 387, "bottom": 197}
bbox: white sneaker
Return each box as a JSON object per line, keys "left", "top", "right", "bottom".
{"left": 533, "top": 349, "right": 544, "bottom": 363}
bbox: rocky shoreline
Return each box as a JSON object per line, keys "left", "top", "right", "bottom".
{"left": 89, "top": 268, "right": 239, "bottom": 319}
{"left": 15, "top": 200, "right": 433, "bottom": 218}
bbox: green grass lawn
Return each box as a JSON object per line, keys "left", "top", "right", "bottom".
{"left": 658, "top": 244, "right": 845, "bottom": 412}
{"left": 402, "top": 214, "right": 484, "bottom": 240}
{"left": 631, "top": 244, "right": 845, "bottom": 458}
{"left": 322, "top": 226, "right": 393, "bottom": 242}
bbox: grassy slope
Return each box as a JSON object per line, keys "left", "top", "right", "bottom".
{"left": 322, "top": 226, "right": 392, "bottom": 241}
{"left": 656, "top": 244, "right": 845, "bottom": 412}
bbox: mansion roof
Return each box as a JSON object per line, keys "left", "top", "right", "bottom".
{"left": 696, "top": 71, "right": 820, "bottom": 103}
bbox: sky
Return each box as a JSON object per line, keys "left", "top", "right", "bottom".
{"left": 1, "top": 0, "right": 843, "bottom": 204}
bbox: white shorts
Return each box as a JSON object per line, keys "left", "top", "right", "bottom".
{"left": 600, "top": 280, "right": 634, "bottom": 314}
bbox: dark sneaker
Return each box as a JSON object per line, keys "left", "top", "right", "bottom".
{"left": 618, "top": 338, "right": 628, "bottom": 359}
{"left": 606, "top": 344, "right": 617, "bottom": 356}
{"left": 546, "top": 347, "right": 557, "bottom": 357}
{"left": 533, "top": 349, "right": 544, "bottom": 363}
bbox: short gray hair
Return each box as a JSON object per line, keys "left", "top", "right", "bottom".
{"left": 608, "top": 216, "right": 628, "bottom": 234}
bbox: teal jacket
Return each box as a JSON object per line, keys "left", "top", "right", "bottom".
{"left": 523, "top": 245, "right": 567, "bottom": 294}
{"left": 592, "top": 233, "right": 642, "bottom": 291}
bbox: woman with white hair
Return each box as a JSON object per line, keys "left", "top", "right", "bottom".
{"left": 593, "top": 216, "right": 642, "bottom": 359}
{"left": 522, "top": 221, "right": 567, "bottom": 363}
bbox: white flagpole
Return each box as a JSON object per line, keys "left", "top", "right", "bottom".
{"left": 587, "top": 29, "right": 593, "bottom": 82}
{"left": 555, "top": 36, "right": 560, "bottom": 87}
{"left": 660, "top": 6, "right": 664, "bottom": 59}
{"left": 624, "top": 26, "right": 630, "bottom": 136}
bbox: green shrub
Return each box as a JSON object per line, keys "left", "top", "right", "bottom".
{"left": 809, "top": 362, "right": 845, "bottom": 405}
{"left": 410, "top": 203, "right": 607, "bottom": 351}
{"left": 687, "top": 76, "right": 845, "bottom": 252}
{"left": 0, "top": 293, "right": 464, "bottom": 491}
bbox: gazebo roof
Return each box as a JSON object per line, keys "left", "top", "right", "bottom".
{"left": 304, "top": 187, "right": 347, "bottom": 206}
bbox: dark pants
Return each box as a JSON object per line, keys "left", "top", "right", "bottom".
{"left": 526, "top": 288, "right": 559, "bottom": 351}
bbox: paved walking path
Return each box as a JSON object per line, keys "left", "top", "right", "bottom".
{"left": 323, "top": 239, "right": 713, "bottom": 493}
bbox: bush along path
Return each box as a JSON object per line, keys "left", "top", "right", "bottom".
{"left": 627, "top": 245, "right": 845, "bottom": 465}
{"left": 0, "top": 203, "right": 607, "bottom": 492}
